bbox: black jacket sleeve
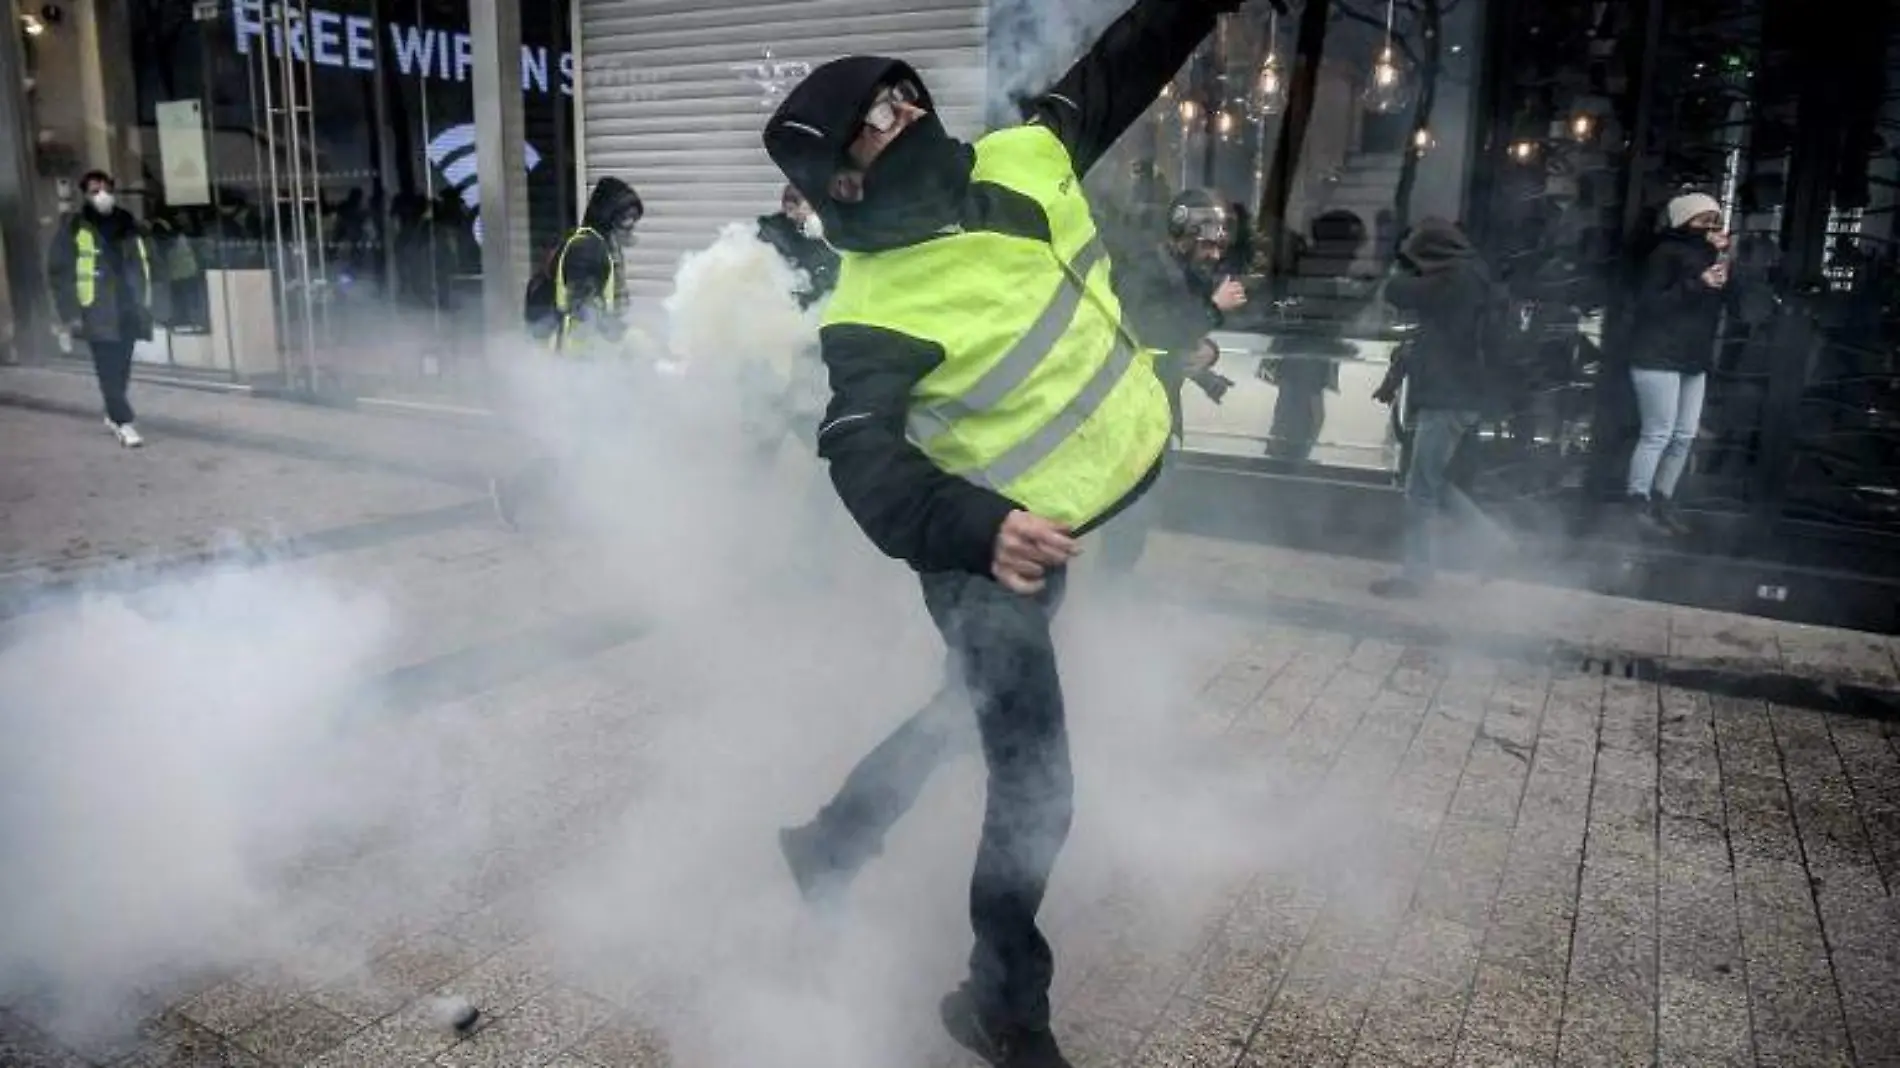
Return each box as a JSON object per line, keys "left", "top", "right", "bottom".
{"left": 46, "top": 220, "right": 79, "bottom": 324}
{"left": 1025, "top": 0, "right": 1237, "bottom": 177}
{"left": 816, "top": 323, "right": 1019, "bottom": 577}
{"left": 1636, "top": 241, "right": 1720, "bottom": 313}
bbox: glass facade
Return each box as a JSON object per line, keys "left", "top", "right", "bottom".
{"left": 12, "top": 0, "right": 574, "bottom": 398}
{"left": 1024, "top": 0, "right": 1493, "bottom": 477}
{"left": 1000, "top": 0, "right": 1900, "bottom": 567}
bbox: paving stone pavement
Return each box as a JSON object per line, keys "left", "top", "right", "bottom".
{"left": 1, "top": 373, "right": 1897, "bottom": 1068}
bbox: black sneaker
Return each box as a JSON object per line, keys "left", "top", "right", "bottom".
{"left": 777, "top": 822, "right": 852, "bottom": 908}
{"left": 1651, "top": 497, "right": 1693, "bottom": 537}
{"left": 1370, "top": 576, "right": 1426, "bottom": 600}
{"left": 1628, "top": 495, "right": 1672, "bottom": 538}
{"left": 939, "top": 988, "right": 1072, "bottom": 1068}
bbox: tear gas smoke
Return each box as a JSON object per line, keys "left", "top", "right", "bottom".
{"left": 2, "top": 100, "right": 1431, "bottom": 1068}
{"left": 989, "top": 0, "right": 1129, "bottom": 121}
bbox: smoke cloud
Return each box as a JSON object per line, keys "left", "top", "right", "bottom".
{"left": 1, "top": 86, "right": 1441, "bottom": 1068}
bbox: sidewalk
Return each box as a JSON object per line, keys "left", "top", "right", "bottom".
{"left": 0, "top": 365, "right": 1896, "bottom": 1067}
{"left": 5, "top": 362, "right": 1898, "bottom": 700}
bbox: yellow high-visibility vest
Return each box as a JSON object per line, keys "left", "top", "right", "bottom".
{"left": 822, "top": 123, "right": 1170, "bottom": 529}
{"left": 550, "top": 226, "right": 616, "bottom": 353}
{"left": 75, "top": 223, "right": 153, "bottom": 310}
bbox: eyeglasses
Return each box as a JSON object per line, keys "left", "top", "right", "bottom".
{"left": 862, "top": 81, "right": 922, "bottom": 134}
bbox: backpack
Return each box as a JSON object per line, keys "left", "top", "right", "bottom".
{"left": 522, "top": 238, "right": 567, "bottom": 339}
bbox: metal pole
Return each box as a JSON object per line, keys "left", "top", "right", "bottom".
{"left": 471, "top": 0, "right": 527, "bottom": 346}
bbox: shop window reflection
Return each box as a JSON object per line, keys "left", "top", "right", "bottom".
{"left": 1091, "top": 0, "right": 1486, "bottom": 477}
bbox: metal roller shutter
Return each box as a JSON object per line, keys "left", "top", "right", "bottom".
{"left": 577, "top": 0, "right": 988, "bottom": 301}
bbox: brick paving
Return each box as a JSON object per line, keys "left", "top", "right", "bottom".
{"left": 0, "top": 370, "right": 1896, "bottom": 1068}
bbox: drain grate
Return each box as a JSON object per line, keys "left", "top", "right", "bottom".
{"left": 1571, "top": 654, "right": 1660, "bottom": 681}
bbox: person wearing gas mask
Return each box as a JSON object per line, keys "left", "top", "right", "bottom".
{"left": 1099, "top": 188, "right": 1245, "bottom": 574}
{"left": 496, "top": 177, "right": 645, "bottom": 530}
{"left": 47, "top": 170, "right": 156, "bottom": 448}
{"left": 757, "top": 183, "right": 840, "bottom": 309}
{"left": 523, "top": 176, "right": 644, "bottom": 356}
{"left": 760, "top": 1, "right": 1241, "bottom": 1064}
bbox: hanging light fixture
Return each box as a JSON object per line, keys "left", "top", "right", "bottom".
{"left": 1361, "top": 0, "right": 1415, "bottom": 115}
{"left": 1250, "top": 8, "right": 1288, "bottom": 118}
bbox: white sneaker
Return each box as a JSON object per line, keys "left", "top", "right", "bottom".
{"left": 114, "top": 423, "right": 144, "bottom": 448}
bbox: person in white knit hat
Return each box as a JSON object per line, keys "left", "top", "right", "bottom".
{"left": 1623, "top": 190, "right": 1729, "bottom": 536}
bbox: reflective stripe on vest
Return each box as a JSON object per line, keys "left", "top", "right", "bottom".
{"left": 553, "top": 227, "right": 615, "bottom": 314}
{"left": 74, "top": 224, "right": 153, "bottom": 310}
{"left": 552, "top": 227, "right": 617, "bottom": 353}
{"left": 75, "top": 227, "right": 98, "bottom": 308}
{"left": 822, "top": 124, "right": 1170, "bottom": 529}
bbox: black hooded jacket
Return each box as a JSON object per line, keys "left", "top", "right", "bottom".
{"left": 1627, "top": 228, "right": 1724, "bottom": 374}
{"left": 1382, "top": 218, "right": 1498, "bottom": 413}
{"left": 763, "top": 0, "right": 1237, "bottom": 578}
{"left": 48, "top": 204, "right": 153, "bottom": 344}
{"left": 1114, "top": 240, "right": 1229, "bottom": 438}
{"left": 558, "top": 177, "right": 643, "bottom": 315}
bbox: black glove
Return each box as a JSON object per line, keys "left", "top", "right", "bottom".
{"left": 1195, "top": 371, "right": 1235, "bottom": 404}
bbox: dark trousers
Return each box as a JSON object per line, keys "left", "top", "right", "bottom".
{"left": 1402, "top": 408, "right": 1506, "bottom": 581}
{"left": 90, "top": 340, "right": 136, "bottom": 426}
{"left": 806, "top": 568, "right": 1072, "bottom": 1030}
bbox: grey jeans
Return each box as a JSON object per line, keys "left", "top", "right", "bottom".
{"left": 1402, "top": 408, "right": 1507, "bottom": 582}
{"left": 1627, "top": 369, "right": 1707, "bottom": 499}
{"left": 802, "top": 568, "right": 1072, "bottom": 1031}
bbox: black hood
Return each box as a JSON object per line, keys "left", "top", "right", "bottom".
{"left": 1400, "top": 217, "right": 1476, "bottom": 274}
{"left": 582, "top": 176, "right": 643, "bottom": 232}
{"left": 762, "top": 55, "right": 974, "bottom": 253}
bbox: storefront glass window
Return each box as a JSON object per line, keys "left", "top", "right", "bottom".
{"left": 16, "top": 0, "right": 574, "bottom": 399}
{"left": 1065, "top": 0, "right": 1490, "bottom": 475}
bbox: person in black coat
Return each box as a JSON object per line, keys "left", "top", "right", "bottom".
{"left": 47, "top": 170, "right": 155, "bottom": 447}
{"left": 1097, "top": 188, "right": 1243, "bottom": 573}
{"left": 1624, "top": 192, "right": 1728, "bottom": 536}
{"left": 1370, "top": 217, "right": 1513, "bottom": 598}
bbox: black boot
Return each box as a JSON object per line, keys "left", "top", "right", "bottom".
{"left": 940, "top": 987, "right": 1072, "bottom": 1068}
{"left": 1651, "top": 495, "right": 1693, "bottom": 537}
{"left": 1628, "top": 494, "right": 1672, "bottom": 538}
{"left": 777, "top": 822, "right": 853, "bottom": 909}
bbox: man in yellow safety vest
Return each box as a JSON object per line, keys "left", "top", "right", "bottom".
{"left": 762, "top": 1, "right": 1240, "bottom": 1063}
{"left": 47, "top": 170, "right": 155, "bottom": 448}
{"left": 496, "top": 177, "right": 646, "bottom": 528}
{"left": 523, "top": 176, "right": 644, "bottom": 356}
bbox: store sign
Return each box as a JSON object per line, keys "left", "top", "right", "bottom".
{"left": 156, "top": 99, "right": 212, "bottom": 205}
{"left": 230, "top": 0, "right": 575, "bottom": 96}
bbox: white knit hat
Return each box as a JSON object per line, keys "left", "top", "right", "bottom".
{"left": 1666, "top": 192, "right": 1723, "bottom": 229}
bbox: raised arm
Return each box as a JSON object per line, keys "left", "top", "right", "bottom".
{"left": 1024, "top": 0, "right": 1244, "bottom": 177}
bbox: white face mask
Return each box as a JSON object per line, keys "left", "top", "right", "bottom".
{"left": 799, "top": 213, "right": 825, "bottom": 241}
{"left": 89, "top": 191, "right": 116, "bottom": 214}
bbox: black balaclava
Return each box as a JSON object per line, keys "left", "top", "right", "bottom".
{"left": 763, "top": 56, "right": 974, "bottom": 253}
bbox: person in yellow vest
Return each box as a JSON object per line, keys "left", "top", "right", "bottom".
{"left": 494, "top": 177, "right": 646, "bottom": 528}
{"left": 523, "top": 176, "right": 644, "bottom": 356}
{"left": 762, "top": 2, "right": 1238, "bottom": 1063}
{"left": 47, "top": 170, "right": 155, "bottom": 448}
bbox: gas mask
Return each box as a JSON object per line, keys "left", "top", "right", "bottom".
{"left": 89, "top": 191, "right": 117, "bottom": 215}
